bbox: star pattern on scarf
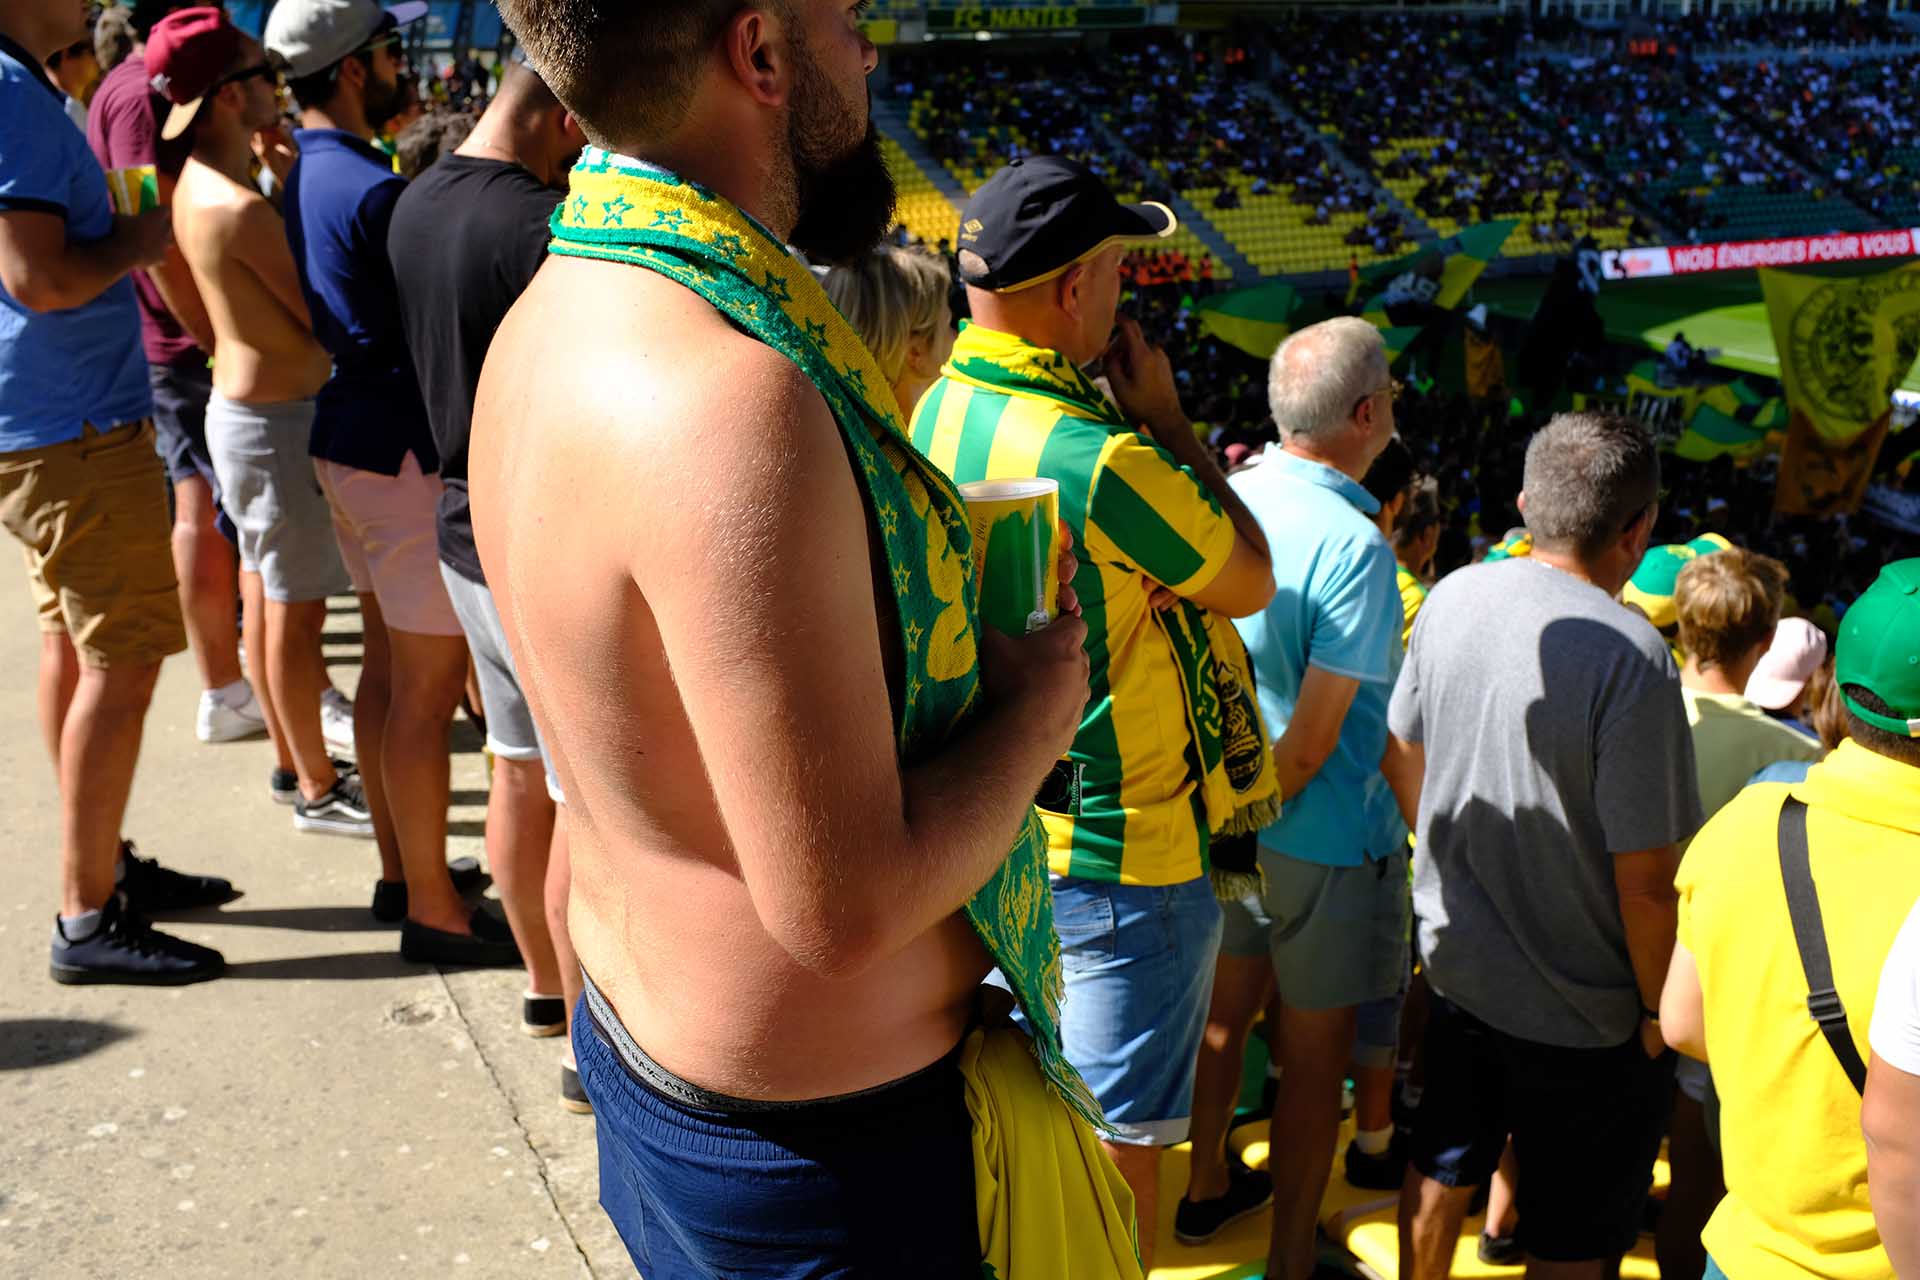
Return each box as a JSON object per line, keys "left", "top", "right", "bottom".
{"left": 600, "top": 194, "right": 634, "bottom": 226}
{"left": 842, "top": 364, "right": 866, "bottom": 391}
{"left": 803, "top": 317, "right": 831, "bottom": 347}
{"left": 649, "top": 208, "right": 689, "bottom": 232}
{"left": 892, "top": 563, "right": 912, "bottom": 596}
{"left": 762, "top": 271, "right": 793, "bottom": 303}
{"left": 904, "top": 619, "right": 925, "bottom": 654}
{"left": 710, "top": 231, "right": 747, "bottom": 260}
{"left": 569, "top": 194, "right": 589, "bottom": 224}
{"left": 877, "top": 501, "right": 899, "bottom": 537}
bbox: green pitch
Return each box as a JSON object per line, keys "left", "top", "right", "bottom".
{"left": 1476, "top": 257, "right": 1920, "bottom": 391}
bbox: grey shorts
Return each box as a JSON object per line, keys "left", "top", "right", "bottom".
{"left": 1222, "top": 845, "right": 1411, "bottom": 1013}
{"left": 204, "top": 394, "right": 351, "bottom": 604}
{"left": 438, "top": 561, "right": 561, "bottom": 800}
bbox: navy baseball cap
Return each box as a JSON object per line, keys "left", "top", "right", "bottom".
{"left": 955, "top": 156, "right": 1175, "bottom": 292}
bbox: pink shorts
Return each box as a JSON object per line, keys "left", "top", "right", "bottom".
{"left": 313, "top": 453, "right": 463, "bottom": 637}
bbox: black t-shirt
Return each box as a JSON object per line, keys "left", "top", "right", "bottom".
{"left": 387, "top": 154, "right": 558, "bottom": 583}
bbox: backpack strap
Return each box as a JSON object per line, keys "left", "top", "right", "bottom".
{"left": 1777, "top": 796, "right": 1868, "bottom": 1095}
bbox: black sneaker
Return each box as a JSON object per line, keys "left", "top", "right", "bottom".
{"left": 560, "top": 1063, "right": 593, "bottom": 1115}
{"left": 1478, "top": 1232, "right": 1523, "bottom": 1266}
{"left": 50, "top": 894, "right": 224, "bottom": 986}
{"left": 369, "top": 856, "right": 486, "bottom": 923}
{"left": 524, "top": 994, "right": 567, "bottom": 1038}
{"left": 1343, "top": 1138, "right": 1406, "bottom": 1191}
{"left": 293, "top": 772, "right": 374, "bottom": 837}
{"left": 400, "top": 904, "right": 522, "bottom": 968}
{"left": 1174, "top": 1158, "right": 1274, "bottom": 1244}
{"left": 117, "top": 840, "right": 240, "bottom": 911}
{"left": 270, "top": 758, "right": 354, "bottom": 805}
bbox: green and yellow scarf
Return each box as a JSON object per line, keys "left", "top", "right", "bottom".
{"left": 548, "top": 148, "right": 1100, "bottom": 1127}
{"left": 939, "top": 325, "right": 1283, "bottom": 897}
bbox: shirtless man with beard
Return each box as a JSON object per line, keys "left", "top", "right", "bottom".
{"left": 472, "top": 2, "right": 1121, "bottom": 1274}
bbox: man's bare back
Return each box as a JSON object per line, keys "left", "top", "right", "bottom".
{"left": 470, "top": 256, "right": 1066, "bottom": 1101}
{"left": 173, "top": 159, "right": 329, "bottom": 405}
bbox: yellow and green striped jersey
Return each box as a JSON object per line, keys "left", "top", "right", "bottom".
{"left": 911, "top": 333, "right": 1237, "bottom": 886}
{"left": 1397, "top": 564, "right": 1428, "bottom": 647}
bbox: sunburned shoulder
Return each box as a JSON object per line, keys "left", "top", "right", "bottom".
{"left": 500, "top": 258, "right": 832, "bottom": 467}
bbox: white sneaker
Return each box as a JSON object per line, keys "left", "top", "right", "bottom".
{"left": 320, "top": 688, "right": 356, "bottom": 759}
{"left": 196, "top": 684, "right": 267, "bottom": 744}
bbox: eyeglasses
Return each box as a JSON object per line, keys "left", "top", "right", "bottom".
{"left": 356, "top": 30, "right": 405, "bottom": 60}
{"left": 1351, "top": 378, "right": 1404, "bottom": 420}
{"left": 217, "top": 62, "right": 281, "bottom": 91}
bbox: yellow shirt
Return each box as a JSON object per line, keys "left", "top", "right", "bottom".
{"left": 1676, "top": 741, "right": 1920, "bottom": 1280}
{"left": 1681, "top": 686, "right": 1824, "bottom": 822}
{"left": 911, "top": 327, "right": 1236, "bottom": 885}
{"left": 1396, "top": 564, "right": 1427, "bottom": 647}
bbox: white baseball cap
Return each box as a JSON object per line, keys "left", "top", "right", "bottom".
{"left": 265, "top": 0, "right": 427, "bottom": 81}
{"left": 1745, "top": 616, "right": 1829, "bottom": 712}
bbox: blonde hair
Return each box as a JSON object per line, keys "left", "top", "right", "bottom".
{"left": 1675, "top": 547, "right": 1790, "bottom": 671}
{"left": 822, "top": 247, "right": 951, "bottom": 387}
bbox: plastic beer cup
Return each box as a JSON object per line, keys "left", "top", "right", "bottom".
{"left": 959, "top": 478, "right": 1062, "bottom": 637}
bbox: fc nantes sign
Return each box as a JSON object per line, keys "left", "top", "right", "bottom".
{"left": 925, "top": 4, "right": 1154, "bottom": 32}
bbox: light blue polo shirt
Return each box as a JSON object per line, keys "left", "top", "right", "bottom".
{"left": 1230, "top": 450, "right": 1404, "bottom": 867}
{"left": 0, "top": 35, "right": 149, "bottom": 453}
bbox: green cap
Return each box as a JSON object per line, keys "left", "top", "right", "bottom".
{"left": 1620, "top": 533, "right": 1733, "bottom": 630}
{"left": 1836, "top": 558, "right": 1920, "bottom": 739}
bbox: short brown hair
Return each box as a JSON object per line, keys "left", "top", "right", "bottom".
{"left": 1674, "top": 547, "right": 1789, "bottom": 671}
{"left": 498, "top": 1, "right": 772, "bottom": 149}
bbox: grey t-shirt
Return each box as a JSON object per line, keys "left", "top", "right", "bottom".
{"left": 1389, "top": 557, "right": 1703, "bottom": 1048}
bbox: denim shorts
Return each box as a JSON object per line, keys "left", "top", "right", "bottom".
{"left": 576, "top": 973, "right": 980, "bottom": 1278}
{"left": 1048, "top": 873, "right": 1223, "bottom": 1146}
{"left": 1408, "top": 991, "right": 1674, "bottom": 1262}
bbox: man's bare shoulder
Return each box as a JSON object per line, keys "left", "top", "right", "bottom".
{"left": 496, "top": 256, "right": 836, "bottom": 472}
{"left": 177, "top": 163, "right": 277, "bottom": 243}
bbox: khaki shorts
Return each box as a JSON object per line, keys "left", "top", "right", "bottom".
{"left": 314, "top": 454, "right": 461, "bottom": 637}
{"left": 0, "top": 421, "right": 186, "bottom": 668}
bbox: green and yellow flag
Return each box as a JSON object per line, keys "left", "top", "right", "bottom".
{"left": 1760, "top": 263, "right": 1920, "bottom": 443}
{"left": 1357, "top": 221, "right": 1517, "bottom": 322}
{"left": 1197, "top": 280, "right": 1298, "bottom": 359}
{"left": 1380, "top": 326, "right": 1422, "bottom": 366}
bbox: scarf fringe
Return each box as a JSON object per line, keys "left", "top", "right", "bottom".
{"left": 1211, "top": 865, "right": 1268, "bottom": 904}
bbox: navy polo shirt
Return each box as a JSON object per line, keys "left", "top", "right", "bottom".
{"left": 283, "top": 128, "right": 436, "bottom": 475}
{"left": 0, "top": 33, "right": 149, "bottom": 453}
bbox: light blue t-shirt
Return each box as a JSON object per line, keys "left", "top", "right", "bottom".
{"left": 1231, "top": 450, "right": 1404, "bottom": 867}
{"left": 0, "top": 36, "right": 149, "bottom": 452}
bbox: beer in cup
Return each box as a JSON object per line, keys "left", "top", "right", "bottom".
{"left": 959, "top": 478, "right": 1062, "bottom": 637}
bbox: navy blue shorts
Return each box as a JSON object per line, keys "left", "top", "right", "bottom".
{"left": 1407, "top": 991, "right": 1673, "bottom": 1263}
{"left": 576, "top": 977, "right": 980, "bottom": 1278}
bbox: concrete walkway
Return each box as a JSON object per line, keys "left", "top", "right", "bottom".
{"left": 0, "top": 594, "right": 628, "bottom": 1279}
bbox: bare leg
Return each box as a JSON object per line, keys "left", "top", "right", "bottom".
{"left": 266, "top": 596, "right": 340, "bottom": 798}
{"left": 171, "top": 475, "right": 242, "bottom": 690}
{"left": 1401, "top": 1169, "right": 1474, "bottom": 1280}
{"left": 1186, "top": 950, "right": 1276, "bottom": 1200}
{"left": 1267, "top": 1002, "right": 1357, "bottom": 1280}
{"left": 60, "top": 661, "right": 162, "bottom": 916}
{"left": 36, "top": 631, "right": 80, "bottom": 770}
{"left": 241, "top": 570, "right": 292, "bottom": 773}
{"left": 353, "top": 593, "right": 403, "bottom": 883}
{"left": 546, "top": 811, "right": 583, "bottom": 1058}
{"left": 1103, "top": 1140, "right": 1160, "bottom": 1274}
{"left": 383, "top": 627, "right": 468, "bottom": 932}
{"left": 1355, "top": 1062, "right": 1396, "bottom": 1135}
{"left": 490, "top": 756, "right": 560, "bottom": 994}
{"left": 1486, "top": 1140, "right": 1520, "bottom": 1239}
{"left": 1657, "top": 1087, "right": 1720, "bottom": 1280}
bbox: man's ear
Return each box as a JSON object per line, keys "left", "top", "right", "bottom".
{"left": 1056, "top": 262, "right": 1085, "bottom": 322}
{"left": 722, "top": 5, "right": 788, "bottom": 108}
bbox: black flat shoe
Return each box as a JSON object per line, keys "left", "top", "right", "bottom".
{"left": 370, "top": 856, "right": 486, "bottom": 923}
{"left": 400, "top": 905, "right": 521, "bottom": 968}
{"left": 117, "top": 840, "right": 240, "bottom": 912}
{"left": 523, "top": 993, "right": 566, "bottom": 1038}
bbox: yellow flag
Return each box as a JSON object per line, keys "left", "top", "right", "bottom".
{"left": 1760, "top": 264, "right": 1920, "bottom": 442}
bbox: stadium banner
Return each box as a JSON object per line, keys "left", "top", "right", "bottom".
{"left": 1601, "top": 228, "right": 1920, "bottom": 281}
{"left": 1357, "top": 221, "right": 1516, "bottom": 321}
{"left": 1464, "top": 329, "right": 1506, "bottom": 400}
{"left": 1760, "top": 263, "right": 1920, "bottom": 443}
{"left": 1197, "top": 280, "right": 1297, "bottom": 359}
{"left": 1623, "top": 360, "right": 1785, "bottom": 459}
{"left": 922, "top": 5, "right": 1158, "bottom": 32}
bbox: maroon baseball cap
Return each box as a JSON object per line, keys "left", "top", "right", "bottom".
{"left": 148, "top": 7, "right": 245, "bottom": 141}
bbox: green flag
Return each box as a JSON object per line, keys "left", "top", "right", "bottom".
{"left": 1197, "top": 280, "right": 1298, "bottom": 359}
{"left": 1673, "top": 404, "right": 1771, "bottom": 462}
{"left": 1357, "top": 221, "right": 1517, "bottom": 321}
{"left": 1380, "top": 326, "right": 1422, "bottom": 366}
